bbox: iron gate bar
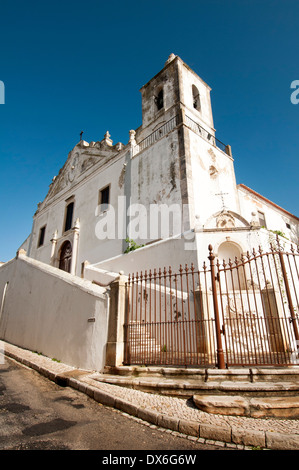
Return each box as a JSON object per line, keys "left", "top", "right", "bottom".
{"left": 287, "top": 248, "right": 299, "bottom": 314}
{"left": 268, "top": 243, "right": 299, "bottom": 362}
{"left": 208, "top": 245, "right": 225, "bottom": 369}
{"left": 268, "top": 247, "right": 293, "bottom": 364}
{"left": 278, "top": 248, "right": 299, "bottom": 344}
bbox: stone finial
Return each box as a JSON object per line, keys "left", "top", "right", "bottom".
{"left": 74, "top": 218, "right": 80, "bottom": 230}
{"left": 51, "top": 229, "right": 58, "bottom": 241}
{"left": 16, "top": 249, "right": 27, "bottom": 258}
{"left": 129, "top": 129, "right": 136, "bottom": 145}
{"left": 165, "top": 53, "right": 176, "bottom": 65}
{"left": 104, "top": 131, "right": 113, "bottom": 146}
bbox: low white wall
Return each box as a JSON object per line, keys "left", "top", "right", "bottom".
{"left": 83, "top": 264, "right": 120, "bottom": 286}
{"left": 0, "top": 253, "right": 109, "bottom": 371}
{"left": 91, "top": 234, "right": 199, "bottom": 276}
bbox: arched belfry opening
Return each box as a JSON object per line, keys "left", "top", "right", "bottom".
{"left": 155, "top": 88, "right": 164, "bottom": 111}
{"left": 192, "top": 84, "right": 201, "bottom": 111}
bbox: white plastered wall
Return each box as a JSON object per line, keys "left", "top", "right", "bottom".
{"left": 0, "top": 253, "right": 109, "bottom": 371}
{"left": 188, "top": 130, "right": 240, "bottom": 228}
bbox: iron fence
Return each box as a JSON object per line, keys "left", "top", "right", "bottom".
{"left": 124, "top": 239, "right": 299, "bottom": 368}
{"left": 135, "top": 113, "right": 229, "bottom": 156}
{"left": 124, "top": 264, "right": 217, "bottom": 367}
{"left": 137, "top": 115, "right": 179, "bottom": 153}
{"left": 184, "top": 114, "right": 229, "bottom": 155}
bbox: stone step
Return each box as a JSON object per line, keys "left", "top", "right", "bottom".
{"left": 129, "top": 337, "right": 159, "bottom": 343}
{"left": 129, "top": 348, "right": 162, "bottom": 354}
{"left": 193, "top": 394, "right": 299, "bottom": 419}
{"left": 129, "top": 339, "right": 161, "bottom": 348}
{"left": 96, "top": 370, "right": 299, "bottom": 398}
{"left": 104, "top": 365, "right": 299, "bottom": 383}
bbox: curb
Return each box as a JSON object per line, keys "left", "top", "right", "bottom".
{"left": 3, "top": 346, "right": 299, "bottom": 450}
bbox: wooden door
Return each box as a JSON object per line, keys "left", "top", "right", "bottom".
{"left": 59, "top": 241, "right": 72, "bottom": 273}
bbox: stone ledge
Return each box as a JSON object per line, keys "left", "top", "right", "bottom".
{"left": 104, "top": 365, "right": 299, "bottom": 383}
{"left": 94, "top": 373, "right": 299, "bottom": 398}
{"left": 232, "top": 426, "right": 266, "bottom": 448}
{"left": 194, "top": 395, "right": 250, "bottom": 416}
{"left": 193, "top": 394, "right": 299, "bottom": 419}
{"left": 251, "top": 396, "right": 299, "bottom": 419}
{"left": 265, "top": 431, "right": 299, "bottom": 450}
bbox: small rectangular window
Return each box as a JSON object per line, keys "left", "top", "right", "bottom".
{"left": 257, "top": 211, "right": 266, "bottom": 228}
{"left": 38, "top": 226, "right": 46, "bottom": 247}
{"left": 64, "top": 201, "right": 74, "bottom": 232}
{"left": 99, "top": 185, "right": 110, "bottom": 212}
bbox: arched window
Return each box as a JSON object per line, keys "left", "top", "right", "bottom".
{"left": 192, "top": 85, "right": 200, "bottom": 111}
{"left": 155, "top": 88, "right": 164, "bottom": 111}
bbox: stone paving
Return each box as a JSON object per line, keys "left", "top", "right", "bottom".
{"left": 2, "top": 341, "right": 299, "bottom": 450}
{"left": 83, "top": 373, "right": 299, "bottom": 435}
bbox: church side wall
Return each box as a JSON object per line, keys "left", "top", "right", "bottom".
{"left": 238, "top": 187, "right": 299, "bottom": 245}
{"left": 0, "top": 254, "right": 109, "bottom": 371}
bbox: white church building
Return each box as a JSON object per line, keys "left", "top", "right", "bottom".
{"left": 1, "top": 54, "right": 299, "bottom": 372}
{"left": 20, "top": 53, "right": 299, "bottom": 278}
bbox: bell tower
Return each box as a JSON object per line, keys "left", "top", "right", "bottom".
{"left": 139, "top": 54, "right": 215, "bottom": 138}
{"left": 132, "top": 54, "right": 238, "bottom": 240}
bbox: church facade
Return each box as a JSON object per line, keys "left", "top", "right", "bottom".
{"left": 21, "top": 54, "right": 299, "bottom": 280}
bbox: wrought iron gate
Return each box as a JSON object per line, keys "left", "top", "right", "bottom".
{"left": 214, "top": 240, "right": 299, "bottom": 367}
{"left": 123, "top": 239, "right": 299, "bottom": 368}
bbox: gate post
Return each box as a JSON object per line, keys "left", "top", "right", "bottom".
{"left": 208, "top": 245, "right": 226, "bottom": 369}
{"left": 105, "top": 273, "right": 128, "bottom": 368}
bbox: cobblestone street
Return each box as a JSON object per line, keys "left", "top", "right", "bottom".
{"left": 2, "top": 341, "right": 299, "bottom": 450}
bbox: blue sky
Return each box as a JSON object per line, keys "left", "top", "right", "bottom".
{"left": 0, "top": 0, "right": 298, "bottom": 262}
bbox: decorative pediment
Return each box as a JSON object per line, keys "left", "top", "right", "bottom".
{"left": 37, "top": 133, "right": 126, "bottom": 212}
{"left": 203, "top": 210, "right": 250, "bottom": 230}
{"left": 216, "top": 211, "right": 235, "bottom": 228}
